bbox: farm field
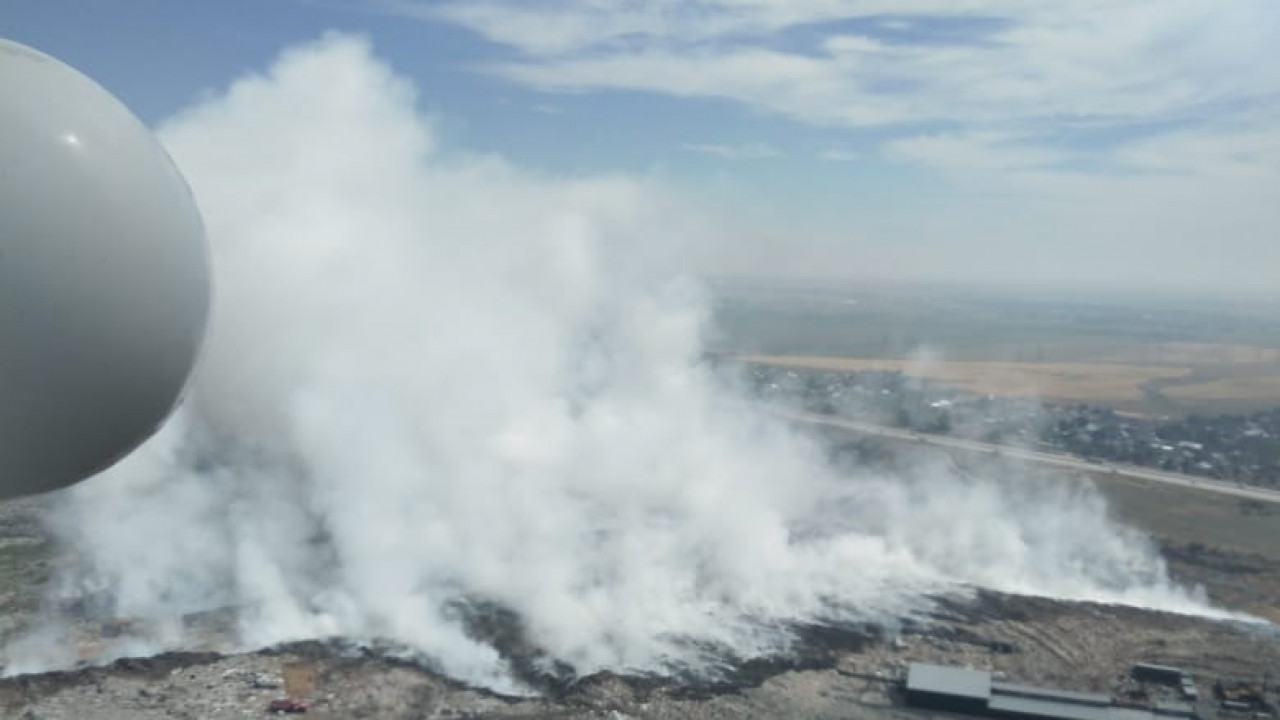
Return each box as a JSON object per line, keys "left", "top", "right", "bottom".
{"left": 742, "top": 347, "right": 1280, "bottom": 416}
{"left": 743, "top": 356, "right": 1186, "bottom": 403}
{"left": 712, "top": 282, "right": 1280, "bottom": 415}
{"left": 1163, "top": 373, "right": 1280, "bottom": 403}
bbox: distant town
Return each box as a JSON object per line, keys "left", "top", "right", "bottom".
{"left": 746, "top": 363, "right": 1280, "bottom": 490}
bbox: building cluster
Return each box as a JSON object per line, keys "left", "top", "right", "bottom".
{"left": 747, "top": 365, "right": 1280, "bottom": 488}
{"left": 903, "top": 662, "right": 1274, "bottom": 720}
{"left": 1045, "top": 406, "right": 1280, "bottom": 486}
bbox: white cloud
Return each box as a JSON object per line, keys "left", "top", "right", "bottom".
{"left": 427, "top": 0, "right": 989, "bottom": 57}
{"left": 683, "top": 141, "right": 781, "bottom": 159}
{"left": 818, "top": 146, "right": 860, "bottom": 162}
{"left": 422, "top": 0, "right": 1279, "bottom": 131}
{"left": 885, "top": 132, "right": 1066, "bottom": 172}
{"left": 1116, "top": 125, "right": 1280, "bottom": 183}
{"left": 386, "top": 0, "right": 1280, "bottom": 294}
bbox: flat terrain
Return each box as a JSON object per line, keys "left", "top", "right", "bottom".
{"left": 2, "top": 433, "right": 1279, "bottom": 717}
{"left": 713, "top": 283, "right": 1280, "bottom": 416}
{"left": 808, "top": 418, "right": 1280, "bottom": 622}
{"left": 1, "top": 594, "right": 1276, "bottom": 719}
{"left": 4, "top": 287, "right": 1279, "bottom": 717}
{"left": 791, "top": 411, "right": 1280, "bottom": 504}
{"left": 1096, "top": 342, "right": 1280, "bottom": 365}
{"left": 744, "top": 352, "right": 1280, "bottom": 416}
{"left": 1164, "top": 373, "right": 1280, "bottom": 403}
{"left": 1089, "top": 471, "right": 1280, "bottom": 623}
{"left": 747, "top": 356, "right": 1190, "bottom": 404}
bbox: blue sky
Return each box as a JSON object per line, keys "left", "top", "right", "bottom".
{"left": 5, "top": 1, "right": 1279, "bottom": 296}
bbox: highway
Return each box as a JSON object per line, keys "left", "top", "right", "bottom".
{"left": 785, "top": 411, "right": 1280, "bottom": 505}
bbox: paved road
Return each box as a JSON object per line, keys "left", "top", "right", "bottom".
{"left": 786, "top": 411, "right": 1280, "bottom": 505}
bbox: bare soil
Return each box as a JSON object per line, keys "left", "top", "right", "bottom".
{"left": 1, "top": 593, "right": 1276, "bottom": 720}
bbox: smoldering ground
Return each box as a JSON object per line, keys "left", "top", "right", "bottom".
{"left": 0, "top": 35, "right": 1224, "bottom": 689}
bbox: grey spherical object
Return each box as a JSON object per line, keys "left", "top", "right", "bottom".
{"left": 0, "top": 39, "right": 209, "bottom": 498}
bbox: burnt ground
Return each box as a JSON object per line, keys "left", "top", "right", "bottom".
{"left": 2, "top": 442, "right": 1279, "bottom": 719}
{"left": 0, "top": 497, "right": 51, "bottom": 649}
{"left": 0, "top": 594, "right": 1276, "bottom": 720}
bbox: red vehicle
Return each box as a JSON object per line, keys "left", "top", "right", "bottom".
{"left": 267, "top": 698, "right": 308, "bottom": 714}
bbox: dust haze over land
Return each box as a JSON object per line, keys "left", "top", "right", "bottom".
{"left": 0, "top": 35, "right": 1227, "bottom": 688}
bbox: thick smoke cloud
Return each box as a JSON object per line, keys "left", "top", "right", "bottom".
{"left": 3, "top": 35, "right": 1221, "bottom": 685}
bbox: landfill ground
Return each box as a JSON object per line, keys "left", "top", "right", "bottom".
{"left": 1, "top": 594, "right": 1276, "bottom": 720}
{"left": 1, "top": 441, "right": 1279, "bottom": 719}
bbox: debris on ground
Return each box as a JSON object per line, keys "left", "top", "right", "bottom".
{"left": 266, "top": 697, "right": 307, "bottom": 714}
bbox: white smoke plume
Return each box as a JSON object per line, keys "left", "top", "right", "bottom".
{"left": 3, "top": 35, "right": 1222, "bottom": 685}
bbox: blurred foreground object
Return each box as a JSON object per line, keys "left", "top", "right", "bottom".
{"left": 0, "top": 39, "right": 209, "bottom": 498}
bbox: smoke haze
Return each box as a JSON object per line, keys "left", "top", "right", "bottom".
{"left": 2, "top": 35, "right": 1224, "bottom": 686}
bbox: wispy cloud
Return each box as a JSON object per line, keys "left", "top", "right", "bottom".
{"left": 370, "top": 0, "right": 1280, "bottom": 294}
{"left": 421, "top": 1, "right": 1277, "bottom": 130}
{"left": 409, "top": 0, "right": 1279, "bottom": 182}
{"left": 819, "top": 147, "right": 861, "bottom": 162}
{"left": 683, "top": 142, "right": 781, "bottom": 160}
{"left": 884, "top": 132, "right": 1066, "bottom": 172}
